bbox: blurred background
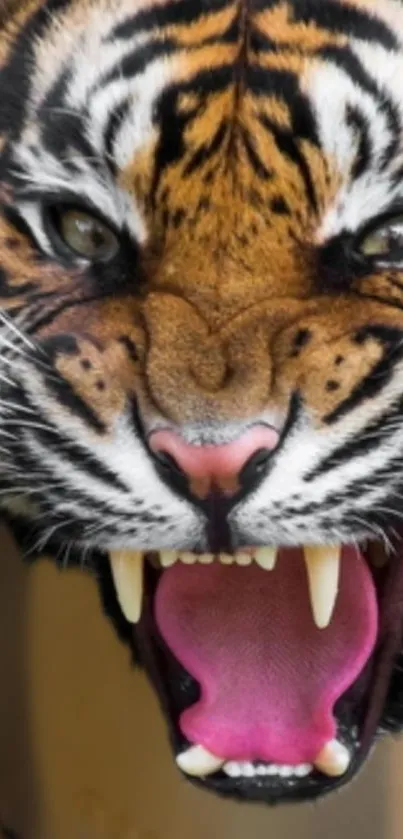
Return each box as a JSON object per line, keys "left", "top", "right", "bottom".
{"left": 0, "top": 524, "right": 401, "bottom": 839}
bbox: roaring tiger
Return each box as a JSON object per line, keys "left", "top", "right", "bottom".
{"left": 1, "top": 0, "right": 403, "bottom": 806}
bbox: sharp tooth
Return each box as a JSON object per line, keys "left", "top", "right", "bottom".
{"left": 303, "top": 544, "right": 341, "bottom": 629}
{"left": 314, "top": 740, "right": 351, "bottom": 777}
{"left": 198, "top": 553, "right": 214, "bottom": 564}
{"left": 179, "top": 551, "right": 197, "bottom": 564}
{"left": 109, "top": 550, "right": 144, "bottom": 624}
{"left": 219, "top": 553, "right": 234, "bottom": 565}
{"left": 176, "top": 745, "right": 225, "bottom": 777}
{"left": 160, "top": 550, "right": 178, "bottom": 568}
{"left": 254, "top": 547, "right": 277, "bottom": 571}
{"left": 235, "top": 552, "right": 252, "bottom": 566}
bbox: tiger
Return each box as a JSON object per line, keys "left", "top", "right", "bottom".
{"left": 1, "top": 0, "right": 403, "bottom": 807}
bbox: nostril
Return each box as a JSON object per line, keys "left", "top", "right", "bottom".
{"left": 152, "top": 449, "right": 185, "bottom": 478}
{"left": 148, "top": 425, "right": 280, "bottom": 500}
{"left": 239, "top": 448, "right": 272, "bottom": 486}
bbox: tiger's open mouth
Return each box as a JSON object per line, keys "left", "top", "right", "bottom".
{"left": 108, "top": 539, "right": 403, "bottom": 803}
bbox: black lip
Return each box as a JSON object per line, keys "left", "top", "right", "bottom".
{"left": 131, "top": 546, "right": 403, "bottom": 805}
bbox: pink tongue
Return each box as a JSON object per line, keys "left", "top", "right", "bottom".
{"left": 155, "top": 548, "right": 378, "bottom": 764}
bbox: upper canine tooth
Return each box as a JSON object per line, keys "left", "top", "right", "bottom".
{"left": 176, "top": 745, "right": 225, "bottom": 777}
{"left": 255, "top": 547, "right": 277, "bottom": 571}
{"left": 109, "top": 550, "right": 144, "bottom": 624}
{"left": 303, "top": 545, "right": 341, "bottom": 629}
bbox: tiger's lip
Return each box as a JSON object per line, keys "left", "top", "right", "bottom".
{"left": 125, "top": 541, "right": 403, "bottom": 803}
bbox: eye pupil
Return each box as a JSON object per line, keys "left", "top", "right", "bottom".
{"left": 49, "top": 207, "right": 119, "bottom": 262}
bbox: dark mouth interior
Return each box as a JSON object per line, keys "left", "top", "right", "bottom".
{"left": 131, "top": 540, "right": 403, "bottom": 803}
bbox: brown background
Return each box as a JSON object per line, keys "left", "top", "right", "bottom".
{"left": 0, "top": 524, "right": 402, "bottom": 838}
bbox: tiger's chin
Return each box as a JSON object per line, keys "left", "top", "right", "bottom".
{"left": 107, "top": 539, "right": 403, "bottom": 804}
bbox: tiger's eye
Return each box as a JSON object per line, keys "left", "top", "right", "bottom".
{"left": 359, "top": 215, "right": 403, "bottom": 260}
{"left": 57, "top": 209, "right": 119, "bottom": 261}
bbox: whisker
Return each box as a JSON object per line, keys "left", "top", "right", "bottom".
{"left": 0, "top": 310, "right": 47, "bottom": 357}
{"left": 0, "top": 371, "right": 18, "bottom": 389}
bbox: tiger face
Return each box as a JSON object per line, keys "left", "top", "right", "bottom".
{"left": 1, "top": 0, "right": 403, "bottom": 805}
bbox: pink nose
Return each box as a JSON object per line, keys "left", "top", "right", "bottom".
{"left": 149, "top": 425, "right": 279, "bottom": 498}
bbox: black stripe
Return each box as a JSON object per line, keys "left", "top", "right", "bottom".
{"left": 43, "top": 375, "right": 106, "bottom": 434}
{"left": 324, "top": 326, "right": 403, "bottom": 425}
{"left": 151, "top": 66, "right": 233, "bottom": 196}
{"left": 183, "top": 120, "right": 228, "bottom": 176}
{"left": 252, "top": 0, "right": 399, "bottom": 50}
{"left": 0, "top": 0, "right": 72, "bottom": 140}
{"left": 0, "top": 266, "right": 36, "bottom": 298}
{"left": 318, "top": 45, "right": 401, "bottom": 169}
{"left": 108, "top": 0, "right": 233, "bottom": 41}
{"left": 351, "top": 287, "right": 403, "bottom": 313}
{"left": 239, "top": 127, "right": 273, "bottom": 180}
{"left": 306, "top": 400, "right": 403, "bottom": 481}
{"left": 36, "top": 66, "right": 98, "bottom": 166}
{"left": 259, "top": 114, "right": 318, "bottom": 211}
{"left": 249, "top": 25, "right": 285, "bottom": 55}
{"left": 382, "top": 275, "right": 403, "bottom": 296}
{"left": 103, "top": 98, "right": 132, "bottom": 174}
{"left": 99, "top": 39, "right": 177, "bottom": 88}
{"left": 19, "top": 417, "right": 129, "bottom": 496}
{"left": 24, "top": 291, "right": 123, "bottom": 337}
{"left": 336, "top": 465, "right": 403, "bottom": 517}
{"left": 345, "top": 104, "right": 373, "bottom": 181}
{"left": 248, "top": 66, "right": 319, "bottom": 144}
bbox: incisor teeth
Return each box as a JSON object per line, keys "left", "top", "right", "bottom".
{"left": 235, "top": 552, "right": 252, "bottom": 566}
{"left": 254, "top": 546, "right": 277, "bottom": 571}
{"left": 176, "top": 745, "right": 225, "bottom": 777}
{"left": 179, "top": 551, "right": 197, "bottom": 564}
{"left": 109, "top": 550, "right": 144, "bottom": 624}
{"left": 219, "top": 553, "right": 234, "bottom": 565}
{"left": 314, "top": 740, "right": 351, "bottom": 777}
{"left": 160, "top": 550, "right": 178, "bottom": 568}
{"left": 303, "top": 544, "right": 341, "bottom": 629}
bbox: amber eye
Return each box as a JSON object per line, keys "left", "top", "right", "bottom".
{"left": 358, "top": 215, "right": 403, "bottom": 262}
{"left": 49, "top": 207, "right": 120, "bottom": 262}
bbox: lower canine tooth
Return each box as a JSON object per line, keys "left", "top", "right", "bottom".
{"left": 314, "top": 740, "right": 351, "bottom": 777}
{"left": 109, "top": 550, "right": 144, "bottom": 624}
{"left": 303, "top": 544, "right": 341, "bottom": 629}
{"left": 176, "top": 745, "right": 225, "bottom": 777}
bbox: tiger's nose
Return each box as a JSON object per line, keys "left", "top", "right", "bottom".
{"left": 149, "top": 425, "right": 280, "bottom": 499}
